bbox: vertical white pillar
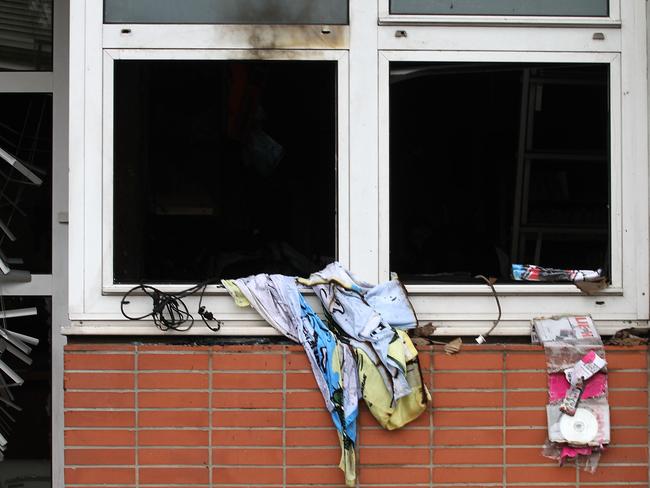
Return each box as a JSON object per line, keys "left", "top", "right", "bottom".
{"left": 348, "top": 0, "right": 380, "bottom": 282}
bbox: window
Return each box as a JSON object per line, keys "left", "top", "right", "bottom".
{"left": 90, "top": 48, "right": 349, "bottom": 325}
{"left": 0, "top": 93, "right": 52, "bottom": 275}
{"left": 0, "top": 0, "right": 53, "bottom": 71}
{"left": 0, "top": 297, "right": 53, "bottom": 487}
{"left": 104, "top": 0, "right": 349, "bottom": 24}
{"left": 113, "top": 59, "right": 338, "bottom": 283}
{"left": 389, "top": 62, "right": 610, "bottom": 284}
{"left": 69, "top": 0, "right": 648, "bottom": 335}
{"left": 379, "top": 0, "right": 621, "bottom": 23}
{"left": 389, "top": 0, "right": 609, "bottom": 17}
{"left": 0, "top": 1, "right": 66, "bottom": 487}
{"left": 0, "top": 79, "right": 56, "bottom": 488}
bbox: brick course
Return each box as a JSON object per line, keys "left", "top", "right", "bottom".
{"left": 64, "top": 343, "right": 649, "bottom": 487}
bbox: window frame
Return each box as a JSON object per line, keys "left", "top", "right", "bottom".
{"left": 101, "top": 48, "right": 350, "bottom": 295}
{"left": 378, "top": 50, "right": 643, "bottom": 323}
{"left": 69, "top": 0, "right": 355, "bottom": 333}
{"left": 371, "top": 0, "right": 649, "bottom": 335}
{"left": 68, "top": 0, "right": 649, "bottom": 336}
{"left": 379, "top": 50, "right": 622, "bottom": 292}
{"left": 0, "top": 0, "right": 69, "bottom": 486}
{"left": 0, "top": 78, "right": 54, "bottom": 297}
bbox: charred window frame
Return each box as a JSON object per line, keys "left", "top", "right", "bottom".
{"left": 69, "top": 0, "right": 352, "bottom": 332}
{"left": 67, "top": 46, "right": 350, "bottom": 330}
{"left": 107, "top": 52, "right": 345, "bottom": 287}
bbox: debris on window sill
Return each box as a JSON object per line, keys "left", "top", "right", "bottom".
{"left": 410, "top": 322, "right": 462, "bottom": 354}
{"left": 606, "top": 327, "right": 649, "bottom": 346}
{"left": 412, "top": 321, "right": 438, "bottom": 338}
{"left": 512, "top": 264, "right": 603, "bottom": 283}
{"left": 443, "top": 337, "right": 463, "bottom": 355}
{"left": 574, "top": 277, "right": 608, "bottom": 295}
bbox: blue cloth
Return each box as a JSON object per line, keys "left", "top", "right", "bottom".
{"left": 299, "top": 294, "right": 357, "bottom": 446}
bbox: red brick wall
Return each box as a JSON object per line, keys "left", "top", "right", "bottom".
{"left": 63, "top": 343, "right": 649, "bottom": 487}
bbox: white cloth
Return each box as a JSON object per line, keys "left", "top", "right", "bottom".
{"left": 301, "top": 262, "right": 414, "bottom": 400}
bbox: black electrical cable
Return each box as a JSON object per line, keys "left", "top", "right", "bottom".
{"left": 120, "top": 279, "right": 222, "bottom": 332}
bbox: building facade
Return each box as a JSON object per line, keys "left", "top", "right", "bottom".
{"left": 0, "top": 0, "right": 649, "bottom": 486}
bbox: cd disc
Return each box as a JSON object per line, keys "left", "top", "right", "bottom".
{"left": 560, "top": 408, "right": 598, "bottom": 444}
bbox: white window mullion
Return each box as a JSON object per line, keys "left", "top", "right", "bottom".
{"left": 348, "top": 0, "right": 381, "bottom": 283}
{"left": 622, "top": 0, "right": 649, "bottom": 319}
{"left": 81, "top": 0, "right": 105, "bottom": 316}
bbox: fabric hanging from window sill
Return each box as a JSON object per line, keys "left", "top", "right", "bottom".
{"left": 223, "top": 262, "right": 430, "bottom": 486}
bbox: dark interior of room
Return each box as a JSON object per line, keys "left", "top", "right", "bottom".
{"left": 390, "top": 62, "right": 610, "bottom": 283}
{"left": 0, "top": 93, "right": 52, "bottom": 275}
{"left": 1, "top": 296, "right": 52, "bottom": 485}
{"left": 114, "top": 60, "right": 337, "bottom": 283}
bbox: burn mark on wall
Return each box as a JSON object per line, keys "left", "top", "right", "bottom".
{"left": 244, "top": 25, "right": 348, "bottom": 52}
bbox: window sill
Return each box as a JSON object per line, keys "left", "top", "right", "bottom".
{"left": 405, "top": 284, "right": 622, "bottom": 296}
{"left": 61, "top": 317, "right": 644, "bottom": 337}
{"left": 102, "top": 282, "right": 622, "bottom": 297}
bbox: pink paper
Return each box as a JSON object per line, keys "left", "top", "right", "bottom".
{"left": 560, "top": 446, "right": 593, "bottom": 463}
{"left": 582, "top": 350, "right": 597, "bottom": 363}
{"left": 548, "top": 372, "right": 607, "bottom": 402}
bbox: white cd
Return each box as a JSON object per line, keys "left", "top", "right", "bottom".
{"left": 560, "top": 408, "right": 598, "bottom": 444}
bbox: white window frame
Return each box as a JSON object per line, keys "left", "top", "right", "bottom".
{"left": 68, "top": 0, "right": 649, "bottom": 336}
{"left": 379, "top": 50, "right": 635, "bottom": 331}
{"left": 372, "top": 0, "right": 648, "bottom": 336}
{"left": 68, "top": 0, "right": 351, "bottom": 333}
{"left": 101, "top": 48, "right": 350, "bottom": 295}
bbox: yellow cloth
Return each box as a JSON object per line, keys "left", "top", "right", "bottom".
{"left": 356, "top": 330, "right": 430, "bottom": 430}
{"left": 221, "top": 279, "right": 251, "bottom": 307}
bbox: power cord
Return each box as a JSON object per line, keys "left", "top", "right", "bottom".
{"left": 120, "top": 279, "right": 222, "bottom": 332}
{"left": 474, "top": 274, "right": 502, "bottom": 344}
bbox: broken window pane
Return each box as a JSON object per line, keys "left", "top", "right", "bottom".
{"left": 391, "top": 0, "right": 608, "bottom": 17}
{"left": 390, "top": 62, "right": 610, "bottom": 284}
{"left": 0, "top": 93, "right": 52, "bottom": 275}
{"left": 104, "top": 0, "right": 348, "bottom": 25}
{"left": 0, "top": 0, "right": 53, "bottom": 71}
{"left": 114, "top": 60, "right": 337, "bottom": 283}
